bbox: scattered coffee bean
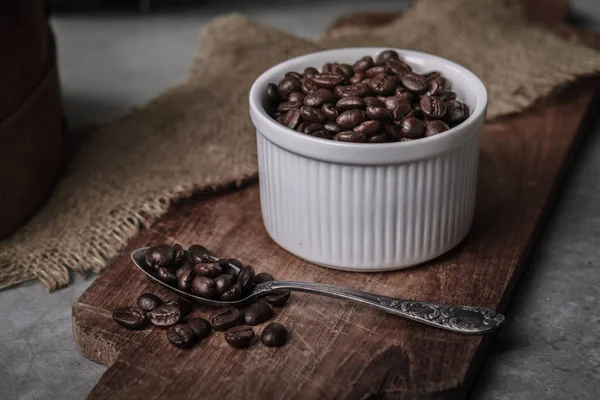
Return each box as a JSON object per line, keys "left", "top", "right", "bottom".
{"left": 188, "top": 318, "right": 212, "bottom": 340}
{"left": 254, "top": 272, "right": 274, "bottom": 284}
{"left": 163, "top": 298, "right": 192, "bottom": 317}
{"left": 157, "top": 267, "right": 177, "bottom": 286}
{"left": 261, "top": 323, "right": 288, "bottom": 347}
{"left": 137, "top": 293, "right": 162, "bottom": 312}
{"left": 225, "top": 325, "right": 254, "bottom": 348}
{"left": 177, "top": 267, "right": 194, "bottom": 292}
{"left": 149, "top": 305, "right": 181, "bottom": 328}
{"left": 191, "top": 276, "right": 217, "bottom": 299}
{"left": 167, "top": 324, "right": 195, "bottom": 349}
{"left": 265, "top": 290, "right": 292, "bottom": 307}
{"left": 145, "top": 244, "right": 174, "bottom": 269}
{"left": 113, "top": 307, "right": 147, "bottom": 329}
{"left": 243, "top": 302, "right": 274, "bottom": 325}
{"left": 426, "top": 120, "right": 450, "bottom": 137}
{"left": 211, "top": 307, "right": 241, "bottom": 331}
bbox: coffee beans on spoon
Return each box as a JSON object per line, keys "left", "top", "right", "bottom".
{"left": 265, "top": 50, "right": 470, "bottom": 143}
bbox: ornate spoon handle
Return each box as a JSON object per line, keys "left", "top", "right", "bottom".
{"left": 257, "top": 280, "right": 505, "bottom": 334}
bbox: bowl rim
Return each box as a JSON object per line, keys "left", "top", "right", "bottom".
{"left": 249, "top": 47, "right": 487, "bottom": 165}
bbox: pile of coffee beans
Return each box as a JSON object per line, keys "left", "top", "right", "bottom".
{"left": 112, "top": 243, "right": 290, "bottom": 350}
{"left": 265, "top": 50, "right": 470, "bottom": 143}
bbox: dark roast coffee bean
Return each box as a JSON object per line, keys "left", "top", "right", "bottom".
{"left": 149, "top": 305, "right": 181, "bottom": 328}
{"left": 285, "top": 71, "right": 304, "bottom": 81}
{"left": 220, "top": 283, "right": 243, "bottom": 302}
{"left": 386, "top": 59, "right": 412, "bottom": 77}
{"left": 426, "top": 120, "right": 450, "bottom": 137}
{"left": 145, "top": 245, "right": 174, "bottom": 269}
{"left": 113, "top": 307, "right": 147, "bottom": 329}
{"left": 324, "top": 121, "right": 342, "bottom": 133}
{"left": 225, "top": 325, "right": 254, "bottom": 348}
{"left": 375, "top": 50, "right": 400, "bottom": 65}
{"left": 137, "top": 293, "right": 162, "bottom": 312}
{"left": 353, "top": 56, "right": 374, "bottom": 73}
{"left": 282, "top": 109, "right": 302, "bottom": 129}
{"left": 312, "top": 130, "right": 333, "bottom": 139}
{"left": 425, "top": 80, "right": 444, "bottom": 96}
{"left": 254, "top": 272, "right": 275, "bottom": 284}
{"left": 334, "top": 131, "right": 367, "bottom": 143}
{"left": 444, "top": 100, "right": 469, "bottom": 124}
{"left": 238, "top": 265, "right": 256, "bottom": 294}
{"left": 303, "top": 123, "right": 324, "bottom": 135}
{"left": 177, "top": 267, "right": 194, "bottom": 292}
{"left": 335, "top": 83, "right": 371, "bottom": 98}
{"left": 401, "top": 72, "right": 428, "bottom": 93}
{"left": 214, "top": 275, "right": 233, "bottom": 295}
{"left": 288, "top": 92, "right": 305, "bottom": 102}
{"left": 365, "top": 66, "right": 387, "bottom": 78}
{"left": 368, "top": 133, "right": 389, "bottom": 143}
{"left": 164, "top": 298, "right": 191, "bottom": 317}
{"left": 303, "top": 88, "right": 334, "bottom": 108}
{"left": 301, "top": 78, "right": 319, "bottom": 94}
{"left": 303, "top": 67, "right": 319, "bottom": 79}
{"left": 193, "top": 263, "right": 222, "bottom": 279}
{"left": 300, "top": 106, "right": 326, "bottom": 124}
{"left": 420, "top": 96, "right": 447, "bottom": 119}
{"left": 167, "top": 324, "right": 195, "bottom": 349}
{"left": 384, "top": 123, "right": 403, "bottom": 140}
{"left": 354, "top": 120, "right": 381, "bottom": 137}
{"left": 336, "top": 96, "right": 366, "bottom": 111}
{"left": 175, "top": 263, "right": 193, "bottom": 279}
{"left": 439, "top": 90, "right": 457, "bottom": 101}
{"left": 172, "top": 244, "right": 185, "bottom": 264}
{"left": 227, "top": 258, "right": 243, "bottom": 269}
{"left": 321, "top": 103, "right": 338, "bottom": 120}
{"left": 188, "top": 244, "right": 211, "bottom": 263}
{"left": 336, "top": 109, "right": 367, "bottom": 129}
{"left": 364, "top": 96, "right": 384, "bottom": 107}
{"left": 157, "top": 267, "right": 177, "bottom": 286}
{"left": 191, "top": 276, "right": 217, "bottom": 299}
{"left": 296, "top": 122, "right": 308, "bottom": 133}
{"left": 211, "top": 307, "right": 241, "bottom": 331}
{"left": 334, "top": 63, "right": 354, "bottom": 80}
{"left": 369, "top": 74, "right": 397, "bottom": 96}
{"left": 322, "top": 62, "right": 334, "bottom": 73}
{"left": 278, "top": 76, "right": 301, "bottom": 99}
{"left": 188, "top": 318, "right": 212, "bottom": 340}
{"left": 312, "top": 73, "right": 344, "bottom": 88}
{"left": 366, "top": 106, "right": 391, "bottom": 120}
{"left": 400, "top": 117, "right": 426, "bottom": 139}
{"left": 349, "top": 72, "right": 366, "bottom": 84}
{"left": 261, "top": 323, "right": 288, "bottom": 347}
{"left": 277, "top": 100, "right": 302, "bottom": 112}
{"left": 265, "top": 290, "right": 291, "bottom": 307}
{"left": 243, "top": 302, "right": 274, "bottom": 325}
{"left": 266, "top": 83, "right": 281, "bottom": 104}
{"left": 392, "top": 102, "right": 413, "bottom": 122}
{"left": 423, "top": 71, "right": 441, "bottom": 81}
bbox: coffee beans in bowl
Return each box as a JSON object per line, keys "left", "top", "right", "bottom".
{"left": 264, "top": 50, "right": 469, "bottom": 143}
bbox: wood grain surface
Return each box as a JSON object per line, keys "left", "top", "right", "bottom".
{"left": 73, "top": 2, "right": 600, "bottom": 399}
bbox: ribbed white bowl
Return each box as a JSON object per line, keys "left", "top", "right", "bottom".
{"left": 249, "top": 48, "right": 487, "bottom": 271}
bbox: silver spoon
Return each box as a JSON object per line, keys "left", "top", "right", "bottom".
{"left": 131, "top": 247, "right": 505, "bottom": 334}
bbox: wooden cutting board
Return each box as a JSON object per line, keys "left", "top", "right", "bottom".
{"left": 73, "top": 2, "right": 600, "bottom": 399}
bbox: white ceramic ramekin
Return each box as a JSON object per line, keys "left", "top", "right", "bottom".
{"left": 249, "top": 47, "right": 487, "bottom": 272}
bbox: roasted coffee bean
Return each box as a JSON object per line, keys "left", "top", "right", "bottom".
{"left": 334, "top": 131, "right": 367, "bottom": 143}
{"left": 400, "top": 117, "right": 426, "bottom": 139}
{"left": 366, "top": 106, "right": 391, "bottom": 120}
{"left": 220, "top": 283, "right": 243, "bottom": 302}
{"left": 177, "top": 267, "right": 194, "bottom": 292}
{"left": 303, "top": 122, "right": 324, "bottom": 135}
{"left": 321, "top": 103, "right": 338, "bottom": 120}
{"left": 401, "top": 72, "right": 428, "bottom": 93}
{"left": 277, "top": 100, "right": 302, "bottom": 112}
{"left": 211, "top": 307, "right": 241, "bottom": 331}
{"left": 282, "top": 109, "right": 302, "bottom": 130}
{"left": 439, "top": 90, "right": 457, "bottom": 101}
{"left": 300, "top": 106, "right": 326, "bottom": 124}
{"left": 324, "top": 121, "right": 342, "bottom": 133}
{"left": 191, "top": 276, "right": 217, "bottom": 299}
{"left": 188, "top": 318, "right": 212, "bottom": 340}
{"left": 254, "top": 272, "right": 275, "bottom": 284}
{"left": 365, "top": 66, "right": 387, "bottom": 78}
{"left": 423, "top": 71, "right": 441, "bottom": 81}
{"left": 146, "top": 244, "right": 174, "bottom": 269}
{"left": 397, "top": 92, "right": 414, "bottom": 102}
{"left": 364, "top": 96, "right": 384, "bottom": 107}
{"left": 420, "top": 95, "right": 447, "bottom": 119}
{"left": 149, "top": 305, "right": 181, "bottom": 328}
{"left": 288, "top": 92, "right": 305, "bottom": 102}
{"left": 336, "top": 109, "right": 367, "bottom": 129}
{"left": 285, "top": 71, "right": 304, "bottom": 81}
{"left": 113, "top": 307, "right": 147, "bottom": 329}
{"left": 336, "top": 96, "right": 366, "bottom": 111}
{"left": 278, "top": 76, "right": 301, "bottom": 99}
{"left": 193, "top": 263, "right": 222, "bottom": 279}
{"left": 444, "top": 100, "right": 469, "bottom": 124}
{"left": 384, "top": 96, "right": 410, "bottom": 111}
{"left": 301, "top": 78, "right": 319, "bottom": 94}
{"left": 214, "top": 275, "right": 233, "bottom": 295}
{"left": 137, "top": 293, "right": 162, "bottom": 312}
{"left": 334, "top": 63, "right": 354, "bottom": 80}
{"left": 303, "top": 67, "right": 319, "bottom": 79}
{"left": 266, "top": 83, "right": 281, "bottom": 104}
{"left": 188, "top": 244, "right": 211, "bottom": 263}
{"left": 369, "top": 74, "right": 397, "bottom": 96}
{"left": 375, "top": 49, "right": 400, "bottom": 65}
{"left": 157, "top": 267, "right": 177, "bottom": 286}
{"left": 164, "top": 298, "right": 191, "bottom": 317}
{"left": 368, "top": 133, "right": 389, "bottom": 143}
{"left": 225, "top": 325, "right": 254, "bottom": 348}
{"left": 384, "top": 123, "right": 403, "bottom": 140}
{"left": 175, "top": 263, "right": 193, "bottom": 279}
{"left": 312, "top": 73, "right": 344, "bottom": 88}
{"left": 312, "top": 130, "right": 333, "bottom": 139}
{"left": 425, "top": 79, "right": 444, "bottom": 96}
{"left": 303, "top": 88, "right": 334, "bottom": 107}
{"left": 167, "top": 324, "right": 195, "bottom": 349}
{"left": 335, "top": 83, "right": 371, "bottom": 98}
{"left": 322, "top": 62, "right": 334, "bottom": 73}
{"left": 238, "top": 265, "right": 256, "bottom": 294}
{"left": 243, "top": 302, "right": 274, "bottom": 325}
{"left": 227, "top": 258, "right": 243, "bottom": 269}
{"left": 354, "top": 120, "right": 381, "bottom": 137}
{"left": 353, "top": 56, "right": 374, "bottom": 73}
{"left": 349, "top": 72, "right": 366, "bottom": 84}
{"left": 265, "top": 290, "right": 291, "bottom": 306}
{"left": 261, "top": 323, "right": 288, "bottom": 347}
{"left": 172, "top": 244, "right": 186, "bottom": 264}
{"left": 386, "top": 59, "right": 412, "bottom": 77}
{"left": 426, "top": 120, "right": 450, "bottom": 137}
{"left": 392, "top": 102, "right": 413, "bottom": 122}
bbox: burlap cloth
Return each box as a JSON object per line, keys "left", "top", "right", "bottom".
{"left": 2, "top": 0, "right": 600, "bottom": 291}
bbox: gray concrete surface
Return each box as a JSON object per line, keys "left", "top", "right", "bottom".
{"left": 0, "top": 1, "right": 599, "bottom": 399}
